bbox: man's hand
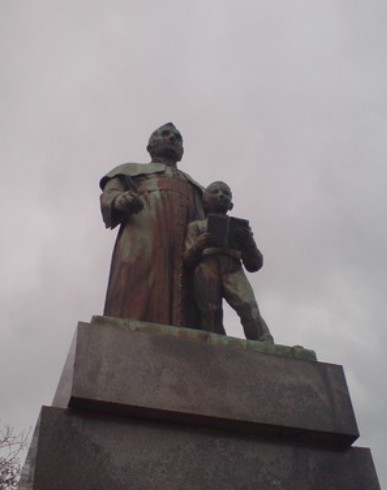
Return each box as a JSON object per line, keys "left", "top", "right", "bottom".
{"left": 114, "top": 191, "right": 144, "bottom": 214}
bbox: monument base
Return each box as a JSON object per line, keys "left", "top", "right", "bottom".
{"left": 19, "top": 317, "right": 380, "bottom": 489}
{"left": 20, "top": 405, "right": 378, "bottom": 490}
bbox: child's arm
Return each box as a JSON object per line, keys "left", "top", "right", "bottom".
{"left": 235, "top": 226, "right": 263, "bottom": 272}
{"left": 183, "top": 222, "right": 214, "bottom": 267}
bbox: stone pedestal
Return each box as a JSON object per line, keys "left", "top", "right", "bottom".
{"left": 19, "top": 317, "right": 380, "bottom": 489}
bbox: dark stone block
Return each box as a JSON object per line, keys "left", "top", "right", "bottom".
{"left": 19, "top": 406, "right": 380, "bottom": 490}
{"left": 53, "top": 317, "right": 359, "bottom": 447}
{"left": 18, "top": 414, "right": 40, "bottom": 490}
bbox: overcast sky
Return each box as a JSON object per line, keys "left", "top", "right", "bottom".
{"left": 1, "top": 0, "right": 386, "bottom": 485}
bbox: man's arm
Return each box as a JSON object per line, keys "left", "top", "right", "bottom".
{"left": 100, "top": 176, "right": 143, "bottom": 229}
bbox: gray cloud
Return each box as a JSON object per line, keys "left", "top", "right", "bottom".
{"left": 1, "top": 0, "right": 386, "bottom": 484}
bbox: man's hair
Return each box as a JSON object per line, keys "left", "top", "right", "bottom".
{"left": 148, "top": 122, "right": 180, "bottom": 147}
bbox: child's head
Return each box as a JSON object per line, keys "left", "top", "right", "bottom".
{"left": 203, "top": 181, "right": 233, "bottom": 214}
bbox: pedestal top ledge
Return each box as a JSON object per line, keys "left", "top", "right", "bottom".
{"left": 92, "top": 315, "right": 317, "bottom": 361}
{"left": 53, "top": 316, "right": 359, "bottom": 448}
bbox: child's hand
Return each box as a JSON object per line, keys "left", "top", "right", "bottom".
{"left": 195, "top": 232, "right": 214, "bottom": 251}
{"left": 235, "top": 226, "right": 255, "bottom": 250}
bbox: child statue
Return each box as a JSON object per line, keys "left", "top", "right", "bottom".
{"left": 183, "top": 181, "right": 274, "bottom": 343}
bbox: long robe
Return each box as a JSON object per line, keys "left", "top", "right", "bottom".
{"left": 100, "top": 162, "right": 204, "bottom": 327}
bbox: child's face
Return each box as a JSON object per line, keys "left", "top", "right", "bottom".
{"left": 204, "top": 182, "right": 233, "bottom": 213}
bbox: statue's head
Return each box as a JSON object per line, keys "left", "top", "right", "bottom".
{"left": 203, "top": 181, "right": 233, "bottom": 214}
{"left": 147, "top": 122, "right": 184, "bottom": 163}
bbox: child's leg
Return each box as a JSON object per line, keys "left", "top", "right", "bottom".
{"left": 193, "top": 259, "right": 226, "bottom": 335}
{"left": 223, "top": 267, "right": 273, "bottom": 342}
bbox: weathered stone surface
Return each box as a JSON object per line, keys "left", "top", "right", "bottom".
{"left": 92, "top": 315, "right": 318, "bottom": 360}
{"left": 19, "top": 406, "right": 380, "bottom": 490}
{"left": 53, "top": 317, "right": 358, "bottom": 447}
{"left": 18, "top": 414, "right": 40, "bottom": 490}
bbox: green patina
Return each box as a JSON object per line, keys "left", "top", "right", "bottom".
{"left": 91, "top": 315, "right": 317, "bottom": 361}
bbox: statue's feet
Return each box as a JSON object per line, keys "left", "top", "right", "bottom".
{"left": 260, "top": 334, "right": 274, "bottom": 345}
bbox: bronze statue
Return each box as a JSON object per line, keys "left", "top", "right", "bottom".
{"left": 183, "top": 181, "right": 273, "bottom": 342}
{"left": 100, "top": 123, "right": 204, "bottom": 327}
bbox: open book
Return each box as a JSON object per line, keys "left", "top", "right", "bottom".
{"left": 207, "top": 214, "right": 249, "bottom": 251}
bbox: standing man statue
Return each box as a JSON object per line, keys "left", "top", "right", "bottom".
{"left": 100, "top": 123, "right": 204, "bottom": 328}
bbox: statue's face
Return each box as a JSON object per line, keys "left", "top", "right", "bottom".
{"left": 204, "top": 182, "right": 233, "bottom": 213}
{"left": 147, "top": 123, "right": 184, "bottom": 162}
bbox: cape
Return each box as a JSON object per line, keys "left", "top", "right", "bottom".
{"left": 99, "top": 162, "right": 204, "bottom": 193}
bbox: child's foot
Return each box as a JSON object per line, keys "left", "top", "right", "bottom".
{"left": 260, "top": 334, "right": 274, "bottom": 344}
